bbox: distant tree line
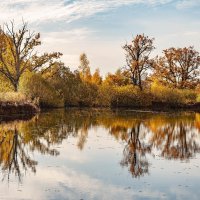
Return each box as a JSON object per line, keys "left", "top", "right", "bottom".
{"left": 0, "top": 22, "right": 199, "bottom": 108}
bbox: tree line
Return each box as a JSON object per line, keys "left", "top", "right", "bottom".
{"left": 0, "top": 22, "right": 199, "bottom": 108}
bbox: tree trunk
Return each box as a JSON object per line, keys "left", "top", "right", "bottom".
{"left": 13, "top": 82, "right": 19, "bottom": 92}
{"left": 138, "top": 71, "right": 143, "bottom": 91}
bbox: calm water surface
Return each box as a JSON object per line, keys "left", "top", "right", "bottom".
{"left": 0, "top": 109, "right": 200, "bottom": 200}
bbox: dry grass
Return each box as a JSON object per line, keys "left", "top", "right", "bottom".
{"left": 0, "top": 92, "right": 29, "bottom": 104}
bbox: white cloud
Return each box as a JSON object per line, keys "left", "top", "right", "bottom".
{"left": 176, "top": 0, "right": 200, "bottom": 9}
{"left": 0, "top": 0, "right": 173, "bottom": 25}
{"left": 0, "top": 166, "right": 166, "bottom": 200}
{"left": 42, "top": 28, "right": 93, "bottom": 43}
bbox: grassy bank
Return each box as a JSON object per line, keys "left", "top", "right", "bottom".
{"left": 0, "top": 92, "right": 40, "bottom": 117}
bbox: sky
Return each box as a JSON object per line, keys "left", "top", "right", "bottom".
{"left": 0, "top": 0, "right": 200, "bottom": 75}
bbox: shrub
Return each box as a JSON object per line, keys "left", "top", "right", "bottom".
{"left": 151, "top": 80, "right": 197, "bottom": 104}
{"left": 77, "top": 82, "right": 98, "bottom": 107}
{"left": 96, "top": 83, "right": 115, "bottom": 107}
{"left": 151, "top": 84, "right": 183, "bottom": 104}
{"left": 181, "top": 90, "right": 197, "bottom": 104}
{"left": 110, "top": 85, "right": 151, "bottom": 107}
{"left": 19, "top": 71, "right": 64, "bottom": 108}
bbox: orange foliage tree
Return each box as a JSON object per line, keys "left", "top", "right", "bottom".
{"left": 153, "top": 47, "right": 200, "bottom": 89}
{"left": 123, "top": 34, "right": 155, "bottom": 90}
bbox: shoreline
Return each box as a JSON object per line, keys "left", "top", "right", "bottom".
{"left": 0, "top": 101, "right": 200, "bottom": 122}
{"left": 0, "top": 101, "right": 40, "bottom": 122}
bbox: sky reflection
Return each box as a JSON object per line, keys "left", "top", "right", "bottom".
{"left": 0, "top": 109, "right": 200, "bottom": 200}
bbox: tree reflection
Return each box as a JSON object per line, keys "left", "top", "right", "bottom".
{"left": 148, "top": 119, "right": 200, "bottom": 160}
{"left": 0, "top": 119, "right": 60, "bottom": 183}
{"left": 0, "top": 110, "right": 98, "bottom": 183}
{"left": 120, "top": 123, "right": 151, "bottom": 178}
{"left": 0, "top": 125, "right": 37, "bottom": 182}
{"left": 97, "top": 111, "right": 200, "bottom": 177}
{"left": 0, "top": 109, "right": 200, "bottom": 182}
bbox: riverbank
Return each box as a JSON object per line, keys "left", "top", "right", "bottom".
{"left": 37, "top": 102, "right": 200, "bottom": 113}
{"left": 1, "top": 100, "right": 200, "bottom": 122}
{"left": 0, "top": 92, "right": 40, "bottom": 120}
{"left": 0, "top": 101, "right": 39, "bottom": 121}
{"left": 66, "top": 101, "right": 200, "bottom": 112}
{"left": 151, "top": 101, "right": 200, "bottom": 112}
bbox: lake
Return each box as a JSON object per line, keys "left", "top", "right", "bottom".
{"left": 0, "top": 109, "right": 200, "bottom": 200}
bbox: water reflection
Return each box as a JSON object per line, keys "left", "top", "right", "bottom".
{"left": 0, "top": 109, "right": 200, "bottom": 182}
{"left": 120, "top": 123, "right": 152, "bottom": 178}
{"left": 0, "top": 117, "right": 59, "bottom": 182}
{"left": 148, "top": 120, "right": 200, "bottom": 160}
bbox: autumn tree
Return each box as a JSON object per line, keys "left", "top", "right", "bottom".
{"left": 78, "top": 53, "right": 92, "bottom": 82}
{"left": 92, "top": 68, "right": 102, "bottom": 85}
{"left": 153, "top": 47, "right": 200, "bottom": 89}
{"left": 104, "top": 69, "right": 131, "bottom": 86}
{"left": 0, "top": 21, "right": 62, "bottom": 91}
{"left": 123, "top": 34, "right": 155, "bottom": 90}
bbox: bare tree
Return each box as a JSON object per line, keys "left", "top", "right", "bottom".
{"left": 123, "top": 34, "right": 155, "bottom": 90}
{"left": 0, "top": 21, "right": 62, "bottom": 91}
